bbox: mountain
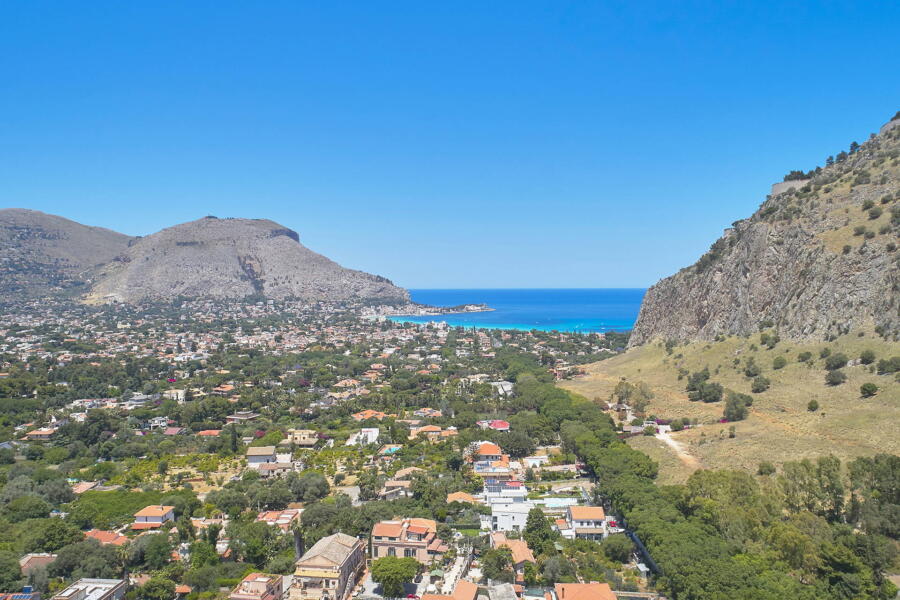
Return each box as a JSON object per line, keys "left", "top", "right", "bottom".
{"left": 630, "top": 114, "right": 900, "bottom": 346}
{"left": 84, "top": 216, "right": 409, "bottom": 304}
{"left": 0, "top": 208, "right": 134, "bottom": 299}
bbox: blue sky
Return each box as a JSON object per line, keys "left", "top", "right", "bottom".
{"left": 2, "top": 2, "right": 898, "bottom": 288}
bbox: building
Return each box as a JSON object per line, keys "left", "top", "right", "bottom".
{"left": 483, "top": 480, "right": 527, "bottom": 504}
{"left": 229, "top": 573, "right": 284, "bottom": 600}
{"left": 345, "top": 428, "right": 379, "bottom": 446}
{"left": 549, "top": 583, "right": 615, "bottom": 600}
{"left": 19, "top": 553, "right": 57, "bottom": 574}
{"left": 246, "top": 446, "right": 277, "bottom": 468}
{"left": 285, "top": 429, "right": 319, "bottom": 447}
{"left": 471, "top": 442, "right": 502, "bottom": 462}
{"left": 226, "top": 411, "right": 260, "bottom": 424}
{"left": 257, "top": 509, "right": 302, "bottom": 532}
{"left": 51, "top": 579, "right": 128, "bottom": 600}
{"left": 291, "top": 532, "right": 365, "bottom": 600}
{"left": 446, "top": 492, "right": 477, "bottom": 505}
{"left": 482, "top": 502, "right": 532, "bottom": 533}
{"left": 558, "top": 506, "right": 606, "bottom": 541}
{"left": 371, "top": 518, "right": 447, "bottom": 563}
{"left": 84, "top": 530, "right": 129, "bottom": 546}
{"left": 132, "top": 505, "right": 175, "bottom": 530}
{"left": 420, "top": 580, "right": 478, "bottom": 600}
{"left": 490, "top": 533, "right": 535, "bottom": 584}
{"left": 0, "top": 586, "right": 41, "bottom": 600}
{"left": 378, "top": 480, "right": 412, "bottom": 500}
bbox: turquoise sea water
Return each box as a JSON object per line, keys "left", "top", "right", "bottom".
{"left": 389, "top": 288, "right": 645, "bottom": 333}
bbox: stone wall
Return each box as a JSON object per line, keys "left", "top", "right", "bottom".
{"left": 770, "top": 178, "right": 811, "bottom": 197}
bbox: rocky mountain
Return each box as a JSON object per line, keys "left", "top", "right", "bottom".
{"left": 85, "top": 216, "right": 409, "bottom": 304}
{"left": 630, "top": 114, "right": 900, "bottom": 346}
{"left": 0, "top": 208, "right": 134, "bottom": 299}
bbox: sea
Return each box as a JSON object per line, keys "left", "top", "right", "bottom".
{"left": 388, "top": 288, "right": 646, "bottom": 334}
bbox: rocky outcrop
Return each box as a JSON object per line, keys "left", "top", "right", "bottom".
{"left": 85, "top": 216, "right": 409, "bottom": 304}
{"left": 0, "top": 208, "right": 134, "bottom": 299}
{"left": 630, "top": 116, "right": 900, "bottom": 346}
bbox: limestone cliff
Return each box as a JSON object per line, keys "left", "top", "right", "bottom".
{"left": 630, "top": 115, "right": 900, "bottom": 346}
{"left": 86, "top": 216, "right": 409, "bottom": 304}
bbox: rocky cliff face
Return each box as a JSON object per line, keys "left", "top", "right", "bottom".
{"left": 630, "top": 117, "right": 900, "bottom": 346}
{"left": 0, "top": 208, "right": 134, "bottom": 299}
{"left": 85, "top": 216, "right": 409, "bottom": 304}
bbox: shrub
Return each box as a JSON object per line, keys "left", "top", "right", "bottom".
{"left": 757, "top": 461, "right": 776, "bottom": 476}
{"left": 825, "top": 370, "right": 847, "bottom": 386}
{"left": 820, "top": 347, "right": 831, "bottom": 359}
{"left": 807, "top": 399, "right": 819, "bottom": 412}
{"left": 824, "top": 352, "right": 848, "bottom": 370}
{"left": 853, "top": 226, "right": 866, "bottom": 236}
{"left": 744, "top": 359, "right": 761, "bottom": 378}
{"left": 862, "top": 199, "right": 875, "bottom": 210}
{"left": 842, "top": 245, "right": 852, "bottom": 254}
{"left": 876, "top": 357, "right": 900, "bottom": 374}
{"left": 860, "top": 349, "right": 876, "bottom": 365}
{"left": 751, "top": 376, "right": 770, "bottom": 393}
{"left": 723, "top": 393, "right": 750, "bottom": 421}
{"left": 773, "top": 356, "right": 787, "bottom": 370}
{"left": 688, "top": 381, "right": 724, "bottom": 403}
{"left": 798, "top": 351, "right": 812, "bottom": 362}
{"left": 860, "top": 382, "right": 878, "bottom": 397}
{"left": 868, "top": 207, "right": 883, "bottom": 219}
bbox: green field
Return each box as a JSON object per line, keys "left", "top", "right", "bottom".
{"left": 560, "top": 331, "right": 899, "bottom": 482}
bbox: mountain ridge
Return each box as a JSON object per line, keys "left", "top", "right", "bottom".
{"left": 0, "top": 211, "right": 409, "bottom": 305}
{"left": 629, "top": 114, "right": 900, "bottom": 346}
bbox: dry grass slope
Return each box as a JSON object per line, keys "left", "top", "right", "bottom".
{"left": 560, "top": 331, "right": 899, "bottom": 483}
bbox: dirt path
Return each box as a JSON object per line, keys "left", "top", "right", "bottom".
{"left": 656, "top": 430, "right": 702, "bottom": 470}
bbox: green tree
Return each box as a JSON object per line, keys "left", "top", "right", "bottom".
{"left": 860, "top": 383, "right": 878, "bottom": 398}
{"left": 599, "top": 534, "right": 634, "bottom": 563}
{"left": 144, "top": 533, "right": 173, "bottom": 570}
{"left": 825, "top": 370, "right": 847, "bottom": 386}
{"left": 0, "top": 551, "right": 22, "bottom": 592}
{"left": 370, "top": 556, "right": 420, "bottom": 598}
{"left": 189, "top": 540, "right": 219, "bottom": 568}
{"left": 723, "top": 394, "right": 749, "bottom": 422}
{"left": 139, "top": 577, "right": 176, "bottom": 600}
{"left": 481, "top": 547, "right": 514, "bottom": 583}
{"left": 807, "top": 399, "right": 819, "bottom": 412}
{"left": 751, "top": 376, "right": 770, "bottom": 393}
{"left": 859, "top": 350, "right": 876, "bottom": 365}
{"left": 523, "top": 507, "right": 556, "bottom": 556}
{"left": 5, "top": 495, "right": 51, "bottom": 522}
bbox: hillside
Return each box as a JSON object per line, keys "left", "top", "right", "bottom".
{"left": 0, "top": 208, "right": 134, "bottom": 299}
{"left": 85, "top": 216, "right": 409, "bottom": 304}
{"left": 560, "top": 331, "right": 899, "bottom": 482}
{"left": 630, "top": 115, "right": 900, "bottom": 346}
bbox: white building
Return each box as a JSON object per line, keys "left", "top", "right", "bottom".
{"left": 482, "top": 502, "right": 533, "bottom": 532}
{"left": 246, "top": 446, "right": 277, "bottom": 468}
{"left": 52, "top": 579, "right": 128, "bottom": 600}
{"left": 345, "top": 428, "right": 379, "bottom": 446}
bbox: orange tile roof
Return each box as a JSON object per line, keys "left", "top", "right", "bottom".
{"left": 452, "top": 580, "right": 479, "bottom": 600}
{"left": 477, "top": 442, "right": 501, "bottom": 456}
{"left": 554, "top": 583, "right": 615, "bottom": 600}
{"left": 372, "top": 521, "right": 403, "bottom": 538}
{"left": 85, "top": 529, "right": 129, "bottom": 546}
{"left": 568, "top": 506, "right": 605, "bottom": 520}
{"left": 446, "top": 492, "right": 476, "bottom": 504}
{"left": 134, "top": 505, "right": 175, "bottom": 518}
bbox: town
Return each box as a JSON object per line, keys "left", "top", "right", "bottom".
{"left": 0, "top": 297, "right": 650, "bottom": 600}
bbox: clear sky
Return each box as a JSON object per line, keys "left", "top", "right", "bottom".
{"left": 2, "top": 2, "right": 898, "bottom": 288}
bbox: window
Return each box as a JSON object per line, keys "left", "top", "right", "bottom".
{"left": 388, "top": 548, "right": 396, "bottom": 557}
{"left": 404, "top": 549, "right": 415, "bottom": 558}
